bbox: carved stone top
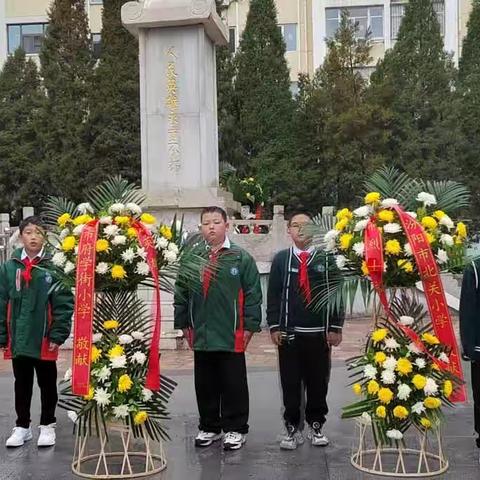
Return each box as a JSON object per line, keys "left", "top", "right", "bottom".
{"left": 121, "top": 0, "right": 228, "bottom": 45}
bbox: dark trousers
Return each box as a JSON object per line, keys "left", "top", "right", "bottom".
{"left": 278, "top": 333, "right": 330, "bottom": 429}
{"left": 194, "top": 351, "right": 249, "bottom": 434}
{"left": 472, "top": 361, "right": 480, "bottom": 448}
{"left": 12, "top": 356, "right": 58, "bottom": 428}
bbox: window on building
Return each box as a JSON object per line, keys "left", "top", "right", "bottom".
{"left": 7, "top": 23, "right": 48, "bottom": 54}
{"left": 325, "top": 6, "right": 384, "bottom": 40}
{"left": 92, "top": 33, "right": 102, "bottom": 59}
{"left": 228, "top": 27, "right": 236, "bottom": 53}
{"left": 279, "top": 23, "right": 297, "bottom": 52}
{"left": 391, "top": 0, "right": 444, "bottom": 40}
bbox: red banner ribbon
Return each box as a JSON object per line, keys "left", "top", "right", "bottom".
{"left": 364, "top": 207, "right": 466, "bottom": 402}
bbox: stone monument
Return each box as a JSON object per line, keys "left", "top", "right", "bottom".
{"left": 121, "top": 0, "right": 239, "bottom": 229}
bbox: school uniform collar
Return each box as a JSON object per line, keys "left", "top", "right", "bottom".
{"left": 208, "top": 236, "right": 231, "bottom": 253}
{"left": 292, "top": 245, "right": 314, "bottom": 257}
{"left": 20, "top": 247, "right": 44, "bottom": 261}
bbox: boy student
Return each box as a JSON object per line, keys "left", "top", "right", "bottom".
{"left": 267, "top": 211, "right": 344, "bottom": 450}
{"left": 174, "top": 206, "right": 262, "bottom": 451}
{"left": 0, "top": 216, "right": 73, "bottom": 448}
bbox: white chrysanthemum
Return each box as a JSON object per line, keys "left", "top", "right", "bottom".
{"left": 335, "top": 255, "right": 347, "bottom": 270}
{"left": 64, "top": 368, "right": 72, "bottom": 381}
{"left": 132, "top": 331, "right": 145, "bottom": 341}
{"left": 118, "top": 334, "right": 134, "bottom": 345}
{"left": 64, "top": 261, "right": 75, "bottom": 274}
{"left": 384, "top": 337, "right": 400, "bottom": 350}
{"left": 361, "top": 412, "right": 372, "bottom": 425}
{"left": 383, "top": 356, "right": 397, "bottom": 371}
{"left": 407, "top": 342, "right": 422, "bottom": 355}
{"left": 136, "top": 247, "right": 147, "bottom": 260}
{"left": 381, "top": 369, "right": 396, "bottom": 385}
{"left": 354, "top": 219, "right": 369, "bottom": 232}
{"left": 412, "top": 401, "right": 426, "bottom": 415}
{"left": 424, "top": 377, "right": 438, "bottom": 396}
{"left": 113, "top": 404, "right": 130, "bottom": 419}
{"left": 99, "top": 216, "right": 113, "bottom": 225}
{"left": 440, "top": 234, "right": 454, "bottom": 246}
{"left": 352, "top": 242, "right": 365, "bottom": 257}
{"left": 67, "top": 411, "right": 78, "bottom": 423}
{"left": 136, "top": 261, "right": 150, "bottom": 276}
{"left": 103, "top": 225, "right": 119, "bottom": 237}
{"left": 386, "top": 429, "right": 403, "bottom": 440}
{"left": 397, "top": 383, "right": 412, "bottom": 401}
{"left": 94, "top": 366, "right": 111, "bottom": 382}
{"left": 77, "top": 202, "right": 94, "bottom": 215}
{"left": 439, "top": 352, "right": 450, "bottom": 364}
{"left": 92, "top": 333, "right": 103, "bottom": 343}
{"left": 142, "top": 388, "right": 153, "bottom": 402}
{"left": 110, "top": 355, "right": 127, "bottom": 369}
{"left": 132, "top": 351, "right": 147, "bottom": 365}
{"left": 168, "top": 243, "right": 179, "bottom": 254}
{"left": 141, "top": 222, "right": 156, "bottom": 231}
{"left": 399, "top": 315, "right": 414, "bottom": 326}
{"left": 93, "top": 388, "right": 111, "bottom": 407}
{"left": 406, "top": 211, "right": 418, "bottom": 219}
{"left": 156, "top": 237, "right": 169, "bottom": 249}
{"left": 439, "top": 215, "right": 454, "bottom": 230}
{"left": 112, "top": 235, "right": 127, "bottom": 246}
{"left": 353, "top": 205, "right": 371, "bottom": 217}
{"left": 164, "top": 250, "right": 178, "bottom": 263}
{"left": 363, "top": 364, "right": 377, "bottom": 380}
{"left": 324, "top": 229, "right": 339, "bottom": 243}
{"left": 73, "top": 224, "right": 85, "bottom": 236}
{"left": 404, "top": 242, "right": 413, "bottom": 257}
{"left": 126, "top": 203, "right": 142, "bottom": 216}
{"left": 325, "top": 240, "right": 336, "bottom": 252}
{"left": 381, "top": 198, "right": 399, "bottom": 208}
{"left": 121, "top": 248, "right": 136, "bottom": 263}
{"left": 108, "top": 203, "right": 125, "bottom": 214}
{"left": 436, "top": 249, "right": 448, "bottom": 264}
{"left": 96, "top": 262, "right": 110, "bottom": 275}
{"left": 415, "top": 358, "right": 426, "bottom": 369}
{"left": 383, "top": 223, "right": 402, "bottom": 234}
{"left": 52, "top": 252, "right": 67, "bottom": 267}
{"left": 416, "top": 192, "right": 437, "bottom": 207}
{"left": 59, "top": 228, "right": 70, "bottom": 240}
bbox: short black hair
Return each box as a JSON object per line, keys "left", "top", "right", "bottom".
{"left": 201, "top": 206, "right": 227, "bottom": 223}
{"left": 287, "top": 210, "right": 313, "bottom": 226}
{"left": 19, "top": 215, "right": 44, "bottom": 233}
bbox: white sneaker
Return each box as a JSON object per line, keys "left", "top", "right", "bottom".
{"left": 37, "top": 424, "right": 56, "bottom": 447}
{"left": 307, "top": 422, "right": 329, "bottom": 447}
{"left": 6, "top": 426, "right": 32, "bottom": 447}
{"left": 279, "top": 425, "right": 304, "bottom": 450}
{"left": 223, "top": 431, "right": 246, "bottom": 451}
{"left": 194, "top": 430, "right": 223, "bottom": 447}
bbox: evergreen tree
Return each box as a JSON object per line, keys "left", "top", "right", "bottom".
{"left": 459, "top": 0, "right": 480, "bottom": 81}
{"left": 0, "top": 49, "right": 44, "bottom": 216}
{"left": 37, "top": 0, "right": 94, "bottom": 201}
{"left": 86, "top": 0, "right": 141, "bottom": 185}
{"left": 369, "top": 0, "right": 463, "bottom": 181}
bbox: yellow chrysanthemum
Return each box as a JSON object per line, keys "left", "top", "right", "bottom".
{"left": 57, "top": 213, "right": 71, "bottom": 227}
{"left": 433, "top": 210, "right": 446, "bottom": 220}
{"left": 378, "top": 210, "right": 395, "bottom": 223}
{"left": 424, "top": 397, "right": 441, "bottom": 409}
{"left": 420, "top": 417, "right": 432, "bottom": 429}
{"left": 335, "top": 218, "right": 349, "bottom": 232}
{"left": 443, "top": 380, "right": 453, "bottom": 398}
{"left": 103, "top": 319, "right": 119, "bottom": 330}
{"left": 374, "top": 351, "right": 387, "bottom": 364}
{"left": 421, "top": 216, "right": 438, "bottom": 230}
{"left": 396, "top": 358, "right": 413, "bottom": 376}
{"left": 352, "top": 383, "right": 362, "bottom": 396}
{"left": 62, "top": 236, "right": 76, "bottom": 252}
{"left": 385, "top": 239, "right": 401, "bottom": 256}
{"left": 361, "top": 261, "right": 369, "bottom": 276}
{"left": 111, "top": 265, "right": 127, "bottom": 280}
{"left": 425, "top": 232, "right": 435, "bottom": 244}
{"left": 432, "top": 363, "right": 440, "bottom": 371}
{"left": 456, "top": 222, "right": 467, "bottom": 239}
{"left": 336, "top": 208, "right": 353, "bottom": 221}
{"left": 376, "top": 405, "right": 387, "bottom": 418}
{"left": 96, "top": 239, "right": 110, "bottom": 253}
{"left": 134, "top": 411, "right": 148, "bottom": 425}
{"left": 108, "top": 344, "right": 124, "bottom": 359}
{"left": 393, "top": 405, "right": 409, "bottom": 419}
{"left": 83, "top": 386, "right": 94, "bottom": 401}
{"left": 422, "top": 332, "right": 440, "bottom": 345}
{"left": 339, "top": 233, "right": 353, "bottom": 250}
{"left": 141, "top": 213, "right": 156, "bottom": 225}
{"left": 378, "top": 387, "right": 394, "bottom": 404}
{"left": 117, "top": 374, "right": 133, "bottom": 393}
{"left": 159, "top": 225, "right": 172, "bottom": 240}
{"left": 127, "top": 227, "right": 137, "bottom": 238}
{"left": 412, "top": 374, "right": 427, "bottom": 390}
{"left": 114, "top": 215, "right": 130, "bottom": 225}
{"left": 73, "top": 214, "right": 93, "bottom": 226}
{"left": 365, "top": 192, "right": 381, "bottom": 204}
{"left": 91, "top": 346, "right": 102, "bottom": 363}
{"left": 367, "top": 380, "right": 380, "bottom": 395}
{"left": 398, "top": 259, "right": 414, "bottom": 273}
{"left": 372, "top": 328, "right": 388, "bottom": 344}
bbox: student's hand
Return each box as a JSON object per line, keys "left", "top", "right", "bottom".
{"left": 243, "top": 331, "right": 254, "bottom": 350}
{"left": 327, "top": 332, "right": 342, "bottom": 347}
{"left": 48, "top": 342, "right": 59, "bottom": 351}
{"left": 270, "top": 331, "right": 283, "bottom": 346}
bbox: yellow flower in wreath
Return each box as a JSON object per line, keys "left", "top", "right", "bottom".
{"left": 378, "top": 210, "right": 395, "bottom": 223}
{"left": 111, "top": 265, "right": 127, "bottom": 280}
{"left": 443, "top": 380, "right": 453, "bottom": 398}
{"left": 73, "top": 214, "right": 93, "bottom": 226}
{"left": 421, "top": 216, "right": 438, "bottom": 230}
{"left": 372, "top": 328, "right": 388, "bottom": 344}
{"left": 91, "top": 346, "right": 102, "bottom": 363}
{"left": 159, "top": 225, "right": 173, "bottom": 240}
{"left": 424, "top": 397, "right": 441, "bottom": 409}
{"left": 396, "top": 358, "right": 413, "bottom": 376}
{"left": 376, "top": 405, "right": 387, "bottom": 418}
{"left": 361, "top": 261, "right": 369, "bottom": 276}
{"left": 412, "top": 374, "right": 427, "bottom": 390}
{"left": 378, "top": 387, "right": 394, "bottom": 404}
{"left": 365, "top": 192, "right": 381, "bottom": 204}
{"left": 367, "top": 380, "right": 380, "bottom": 395}
{"left": 57, "top": 213, "right": 71, "bottom": 227}
{"left": 114, "top": 215, "right": 130, "bottom": 226}
{"left": 374, "top": 351, "right": 387, "bottom": 365}
{"left": 433, "top": 210, "right": 446, "bottom": 220}
{"left": 422, "top": 332, "right": 440, "bottom": 345}
{"left": 62, "top": 236, "right": 76, "bottom": 252}
{"left": 83, "top": 386, "right": 94, "bottom": 401}
{"left": 393, "top": 405, "right": 409, "bottom": 419}
{"left": 335, "top": 218, "right": 349, "bottom": 231}
{"left": 456, "top": 222, "right": 467, "bottom": 239}
{"left": 96, "top": 239, "right": 110, "bottom": 253}
{"left": 385, "top": 239, "right": 401, "bottom": 255}
{"left": 118, "top": 374, "right": 134, "bottom": 393}
{"left": 398, "top": 259, "right": 414, "bottom": 273}
{"left": 339, "top": 233, "right": 353, "bottom": 250}
{"left": 420, "top": 417, "right": 432, "bottom": 429}
{"left": 425, "top": 232, "right": 435, "bottom": 244}
{"left": 352, "top": 383, "right": 362, "bottom": 396}
{"left": 134, "top": 411, "right": 148, "bottom": 425}
{"left": 108, "top": 344, "right": 124, "bottom": 359}
{"left": 336, "top": 208, "right": 352, "bottom": 221}
{"left": 141, "top": 213, "right": 156, "bottom": 225}
{"left": 103, "top": 319, "right": 119, "bottom": 330}
{"left": 127, "top": 227, "right": 137, "bottom": 238}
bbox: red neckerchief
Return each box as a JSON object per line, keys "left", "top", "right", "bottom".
{"left": 203, "top": 250, "right": 220, "bottom": 298}
{"left": 298, "top": 251, "right": 312, "bottom": 303}
{"left": 22, "top": 256, "right": 40, "bottom": 287}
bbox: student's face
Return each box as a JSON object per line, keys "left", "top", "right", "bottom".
{"left": 20, "top": 224, "right": 45, "bottom": 255}
{"left": 201, "top": 212, "right": 229, "bottom": 247}
{"left": 288, "top": 214, "right": 312, "bottom": 247}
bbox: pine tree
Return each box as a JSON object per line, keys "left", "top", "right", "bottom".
{"left": 37, "top": 0, "right": 94, "bottom": 201}
{"left": 86, "top": 0, "right": 140, "bottom": 185}
{"left": 369, "top": 0, "right": 463, "bottom": 181}
{"left": 0, "top": 49, "right": 44, "bottom": 216}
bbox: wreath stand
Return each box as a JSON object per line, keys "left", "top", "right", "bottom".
{"left": 72, "top": 422, "right": 167, "bottom": 479}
